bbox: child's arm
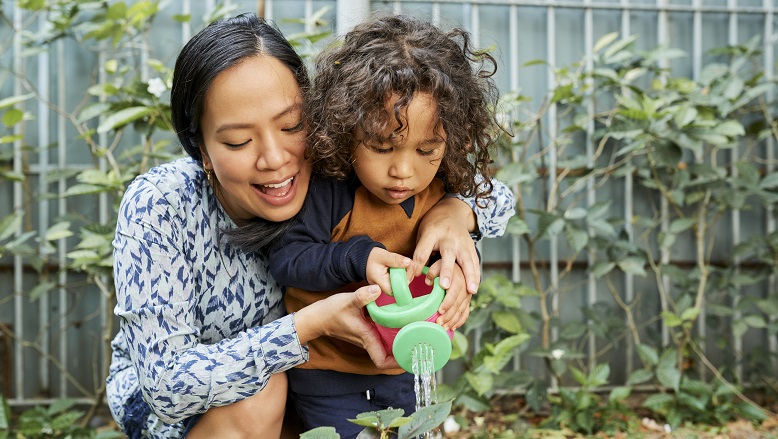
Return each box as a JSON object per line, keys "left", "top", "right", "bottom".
{"left": 268, "top": 177, "right": 407, "bottom": 291}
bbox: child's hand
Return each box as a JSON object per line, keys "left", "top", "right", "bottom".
{"left": 366, "top": 248, "right": 413, "bottom": 295}
{"left": 433, "top": 261, "right": 471, "bottom": 331}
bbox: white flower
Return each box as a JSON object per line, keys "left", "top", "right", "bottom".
{"left": 551, "top": 348, "right": 565, "bottom": 360}
{"left": 442, "top": 416, "right": 460, "bottom": 434}
{"left": 147, "top": 77, "right": 166, "bottom": 98}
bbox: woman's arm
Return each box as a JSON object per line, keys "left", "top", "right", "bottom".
{"left": 413, "top": 179, "right": 515, "bottom": 323}
{"left": 113, "top": 179, "right": 306, "bottom": 423}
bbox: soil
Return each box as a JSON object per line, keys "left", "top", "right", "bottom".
{"left": 449, "top": 394, "right": 778, "bottom": 439}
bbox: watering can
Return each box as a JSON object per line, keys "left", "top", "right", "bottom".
{"left": 366, "top": 267, "right": 454, "bottom": 373}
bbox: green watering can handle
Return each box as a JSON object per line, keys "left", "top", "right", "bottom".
{"left": 365, "top": 267, "right": 444, "bottom": 329}
{"left": 389, "top": 267, "right": 413, "bottom": 307}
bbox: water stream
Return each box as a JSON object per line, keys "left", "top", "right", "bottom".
{"left": 411, "top": 343, "right": 438, "bottom": 438}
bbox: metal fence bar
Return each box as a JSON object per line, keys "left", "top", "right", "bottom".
{"left": 728, "top": 0, "right": 744, "bottom": 384}
{"left": 37, "top": 13, "right": 51, "bottom": 396}
{"left": 97, "top": 44, "right": 109, "bottom": 396}
{"left": 509, "top": 3, "right": 522, "bottom": 373}
{"left": 691, "top": 0, "right": 707, "bottom": 381}
{"left": 621, "top": 0, "right": 635, "bottom": 376}
{"left": 545, "top": 0, "right": 560, "bottom": 390}
{"left": 657, "top": 0, "right": 671, "bottom": 348}
{"left": 13, "top": 3, "right": 24, "bottom": 402}
{"left": 56, "top": 37, "right": 68, "bottom": 398}
{"left": 182, "top": 0, "right": 191, "bottom": 43}
{"left": 397, "top": 0, "right": 771, "bottom": 14}
{"left": 766, "top": 0, "right": 777, "bottom": 364}
{"left": 583, "top": 0, "right": 597, "bottom": 373}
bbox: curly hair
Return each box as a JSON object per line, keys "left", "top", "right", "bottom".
{"left": 305, "top": 14, "right": 500, "bottom": 203}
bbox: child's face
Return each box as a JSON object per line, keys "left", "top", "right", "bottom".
{"left": 352, "top": 92, "right": 446, "bottom": 205}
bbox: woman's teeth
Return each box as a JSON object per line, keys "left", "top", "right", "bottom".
{"left": 263, "top": 177, "right": 293, "bottom": 189}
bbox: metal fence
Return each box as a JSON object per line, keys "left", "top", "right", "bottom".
{"left": 1, "top": 0, "right": 775, "bottom": 405}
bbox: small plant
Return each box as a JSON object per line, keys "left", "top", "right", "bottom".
{"left": 300, "top": 401, "right": 451, "bottom": 439}
{"left": 0, "top": 396, "right": 120, "bottom": 439}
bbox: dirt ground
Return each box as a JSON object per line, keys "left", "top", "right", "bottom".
{"left": 449, "top": 394, "right": 778, "bottom": 439}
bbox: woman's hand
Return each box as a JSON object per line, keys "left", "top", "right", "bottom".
{"left": 414, "top": 197, "right": 481, "bottom": 295}
{"left": 432, "top": 260, "right": 471, "bottom": 331}
{"left": 294, "top": 285, "right": 399, "bottom": 370}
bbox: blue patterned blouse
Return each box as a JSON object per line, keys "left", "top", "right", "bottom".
{"left": 106, "top": 157, "right": 515, "bottom": 438}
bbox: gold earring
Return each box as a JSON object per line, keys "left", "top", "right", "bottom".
{"left": 204, "top": 168, "right": 214, "bottom": 186}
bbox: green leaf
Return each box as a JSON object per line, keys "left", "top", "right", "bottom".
{"left": 45, "top": 221, "right": 73, "bottom": 241}
{"left": 536, "top": 211, "right": 565, "bottom": 239}
{"left": 0, "top": 212, "right": 22, "bottom": 242}
{"left": 617, "top": 257, "right": 646, "bottom": 276}
{"left": 590, "top": 262, "right": 615, "bottom": 279}
{"left": 637, "top": 344, "right": 659, "bottom": 366}
{"left": 506, "top": 216, "right": 530, "bottom": 236}
{"left": 714, "top": 120, "right": 745, "bottom": 137}
{"left": 0, "top": 93, "right": 34, "bottom": 110}
{"left": 744, "top": 315, "right": 766, "bottom": 328}
{"left": 593, "top": 32, "right": 619, "bottom": 53}
{"left": 656, "top": 350, "right": 681, "bottom": 391}
{"left": 759, "top": 171, "right": 778, "bottom": 190}
{"left": 172, "top": 14, "right": 192, "bottom": 22}
{"left": 492, "top": 310, "right": 523, "bottom": 334}
{"left": 483, "top": 334, "right": 530, "bottom": 373}
{"left": 609, "top": 386, "right": 631, "bottom": 402}
{"left": 77, "top": 102, "right": 112, "bottom": 123}
{"left": 680, "top": 307, "right": 701, "bottom": 322}
{"left": 669, "top": 218, "right": 695, "bottom": 233}
{"left": 564, "top": 226, "right": 589, "bottom": 253}
{"left": 2, "top": 108, "right": 24, "bottom": 127}
{"left": 450, "top": 331, "right": 468, "bottom": 360}
{"left": 626, "top": 369, "right": 654, "bottom": 385}
{"left": 570, "top": 367, "right": 587, "bottom": 386}
{"left": 588, "top": 363, "right": 610, "bottom": 387}
{"left": 465, "top": 371, "right": 494, "bottom": 396}
{"left": 47, "top": 398, "right": 76, "bottom": 415}
{"left": 300, "top": 426, "right": 340, "bottom": 439}
{"left": 674, "top": 105, "right": 698, "bottom": 128}
{"left": 642, "top": 393, "right": 674, "bottom": 412}
{"left": 735, "top": 402, "right": 769, "bottom": 422}
{"left": 97, "top": 106, "right": 155, "bottom": 133}
{"left": 397, "top": 401, "right": 451, "bottom": 439}
{"left": 29, "top": 281, "right": 56, "bottom": 302}
{"left": 559, "top": 321, "right": 587, "bottom": 340}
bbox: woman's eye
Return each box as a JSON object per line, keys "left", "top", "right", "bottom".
{"left": 224, "top": 140, "right": 250, "bottom": 148}
{"left": 417, "top": 149, "right": 437, "bottom": 156}
{"left": 374, "top": 147, "right": 393, "bottom": 154}
{"left": 283, "top": 121, "right": 304, "bottom": 132}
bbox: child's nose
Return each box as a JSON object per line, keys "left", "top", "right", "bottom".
{"left": 389, "top": 159, "right": 412, "bottom": 178}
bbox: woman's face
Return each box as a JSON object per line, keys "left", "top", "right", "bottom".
{"left": 199, "top": 55, "right": 310, "bottom": 224}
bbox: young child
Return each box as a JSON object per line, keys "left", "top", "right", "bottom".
{"left": 268, "top": 14, "right": 507, "bottom": 437}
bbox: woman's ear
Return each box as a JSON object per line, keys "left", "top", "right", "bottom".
{"left": 200, "top": 146, "right": 212, "bottom": 170}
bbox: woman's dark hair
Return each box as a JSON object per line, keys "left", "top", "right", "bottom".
{"left": 171, "top": 12, "right": 309, "bottom": 162}
{"left": 306, "top": 14, "right": 500, "bottom": 205}
{"left": 171, "top": 13, "right": 309, "bottom": 253}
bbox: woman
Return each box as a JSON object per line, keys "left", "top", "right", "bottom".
{"left": 106, "top": 13, "right": 515, "bottom": 439}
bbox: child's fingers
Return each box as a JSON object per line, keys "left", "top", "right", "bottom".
{"left": 377, "top": 278, "right": 393, "bottom": 296}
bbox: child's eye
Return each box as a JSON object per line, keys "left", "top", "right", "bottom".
{"left": 225, "top": 140, "right": 250, "bottom": 148}
{"left": 417, "top": 148, "right": 437, "bottom": 156}
{"left": 369, "top": 145, "right": 393, "bottom": 154}
{"left": 283, "top": 121, "right": 304, "bottom": 133}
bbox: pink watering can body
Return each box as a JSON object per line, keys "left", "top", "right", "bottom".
{"left": 366, "top": 267, "right": 454, "bottom": 373}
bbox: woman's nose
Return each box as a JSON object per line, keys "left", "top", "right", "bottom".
{"left": 256, "top": 135, "right": 288, "bottom": 170}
